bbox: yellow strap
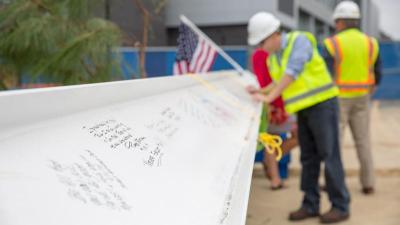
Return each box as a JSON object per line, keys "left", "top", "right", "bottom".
{"left": 258, "top": 132, "right": 283, "bottom": 161}
{"left": 187, "top": 73, "right": 260, "bottom": 143}
{"left": 188, "top": 74, "right": 256, "bottom": 117}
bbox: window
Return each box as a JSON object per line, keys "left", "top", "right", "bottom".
{"left": 298, "top": 9, "right": 311, "bottom": 31}
{"left": 315, "top": 19, "right": 326, "bottom": 42}
{"left": 278, "top": 0, "right": 294, "bottom": 17}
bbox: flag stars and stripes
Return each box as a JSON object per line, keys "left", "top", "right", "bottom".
{"left": 173, "top": 23, "right": 217, "bottom": 75}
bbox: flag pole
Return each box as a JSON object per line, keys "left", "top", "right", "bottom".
{"left": 180, "top": 15, "right": 246, "bottom": 75}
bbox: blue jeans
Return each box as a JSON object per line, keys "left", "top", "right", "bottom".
{"left": 297, "top": 97, "right": 350, "bottom": 213}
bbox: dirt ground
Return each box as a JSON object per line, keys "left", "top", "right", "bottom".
{"left": 246, "top": 101, "right": 400, "bottom": 225}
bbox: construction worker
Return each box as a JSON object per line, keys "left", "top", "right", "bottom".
{"left": 247, "top": 12, "right": 350, "bottom": 223}
{"left": 323, "top": 1, "right": 382, "bottom": 195}
{"left": 251, "top": 47, "right": 298, "bottom": 190}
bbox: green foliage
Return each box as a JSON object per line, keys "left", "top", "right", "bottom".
{"left": 0, "top": 0, "right": 123, "bottom": 89}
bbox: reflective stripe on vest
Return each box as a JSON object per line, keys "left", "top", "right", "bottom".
{"left": 327, "top": 36, "right": 375, "bottom": 86}
{"left": 285, "top": 83, "right": 335, "bottom": 105}
{"left": 325, "top": 30, "right": 377, "bottom": 96}
{"left": 268, "top": 32, "right": 338, "bottom": 114}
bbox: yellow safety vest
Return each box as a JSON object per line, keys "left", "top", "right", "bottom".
{"left": 324, "top": 28, "right": 379, "bottom": 98}
{"left": 267, "top": 31, "right": 339, "bottom": 114}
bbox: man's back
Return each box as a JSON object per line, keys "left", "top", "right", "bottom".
{"left": 324, "top": 28, "right": 379, "bottom": 98}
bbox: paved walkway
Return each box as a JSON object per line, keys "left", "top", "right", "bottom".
{"left": 246, "top": 100, "right": 400, "bottom": 225}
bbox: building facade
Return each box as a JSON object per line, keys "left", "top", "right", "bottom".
{"left": 0, "top": 0, "right": 382, "bottom": 46}
{"left": 95, "top": 0, "right": 168, "bottom": 46}
{"left": 165, "top": 0, "right": 381, "bottom": 45}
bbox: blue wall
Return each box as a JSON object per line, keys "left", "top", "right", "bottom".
{"left": 119, "top": 43, "right": 400, "bottom": 99}
{"left": 18, "top": 43, "right": 400, "bottom": 99}
{"left": 119, "top": 47, "right": 248, "bottom": 78}
{"left": 380, "top": 42, "right": 400, "bottom": 74}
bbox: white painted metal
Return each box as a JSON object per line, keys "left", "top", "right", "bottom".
{"left": 0, "top": 70, "right": 261, "bottom": 225}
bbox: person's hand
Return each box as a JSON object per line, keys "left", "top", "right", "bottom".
{"left": 252, "top": 92, "right": 269, "bottom": 103}
{"left": 246, "top": 85, "right": 259, "bottom": 94}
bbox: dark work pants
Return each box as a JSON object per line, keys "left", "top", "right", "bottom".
{"left": 297, "top": 97, "right": 350, "bottom": 213}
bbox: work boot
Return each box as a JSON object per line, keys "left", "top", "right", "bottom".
{"left": 362, "top": 187, "right": 375, "bottom": 195}
{"left": 288, "top": 207, "right": 319, "bottom": 221}
{"left": 320, "top": 208, "right": 349, "bottom": 224}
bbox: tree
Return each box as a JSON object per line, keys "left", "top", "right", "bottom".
{"left": 133, "top": 0, "right": 167, "bottom": 78}
{"left": 0, "top": 0, "right": 123, "bottom": 90}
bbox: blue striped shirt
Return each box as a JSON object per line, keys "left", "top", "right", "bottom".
{"left": 278, "top": 32, "right": 313, "bottom": 79}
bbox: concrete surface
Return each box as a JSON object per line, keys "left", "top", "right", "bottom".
{"left": 246, "top": 100, "right": 400, "bottom": 225}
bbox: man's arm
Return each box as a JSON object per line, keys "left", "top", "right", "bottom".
{"left": 252, "top": 49, "right": 272, "bottom": 87}
{"left": 321, "top": 45, "right": 335, "bottom": 77}
{"left": 252, "top": 34, "right": 313, "bottom": 103}
{"left": 374, "top": 52, "right": 382, "bottom": 86}
{"left": 252, "top": 75, "right": 294, "bottom": 103}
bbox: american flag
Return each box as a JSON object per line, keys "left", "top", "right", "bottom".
{"left": 173, "top": 23, "right": 217, "bottom": 75}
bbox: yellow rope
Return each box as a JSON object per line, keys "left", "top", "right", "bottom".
{"left": 187, "top": 73, "right": 284, "bottom": 161}
{"left": 258, "top": 132, "right": 283, "bottom": 161}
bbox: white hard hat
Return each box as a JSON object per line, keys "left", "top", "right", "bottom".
{"left": 247, "top": 12, "right": 281, "bottom": 46}
{"left": 333, "top": 1, "right": 361, "bottom": 20}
